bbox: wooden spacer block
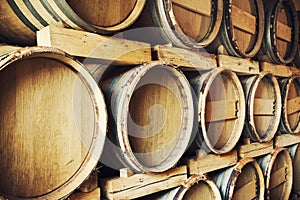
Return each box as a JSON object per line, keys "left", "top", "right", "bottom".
{"left": 99, "top": 166, "right": 187, "bottom": 200}
{"left": 260, "top": 62, "right": 293, "bottom": 77}
{"left": 217, "top": 55, "right": 259, "bottom": 75}
{"left": 37, "top": 25, "right": 152, "bottom": 65}
{"left": 67, "top": 188, "right": 100, "bottom": 200}
{"left": 290, "top": 66, "right": 300, "bottom": 76}
{"left": 237, "top": 140, "right": 274, "bottom": 158}
{"left": 182, "top": 150, "right": 238, "bottom": 175}
{"left": 275, "top": 133, "right": 300, "bottom": 148}
{"left": 153, "top": 45, "right": 217, "bottom": 71}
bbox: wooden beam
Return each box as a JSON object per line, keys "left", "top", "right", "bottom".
{"left": 217, "top": 55, "right": 259, "bottom": 75}
{"left": 254, "top": 98, "right": 274, "bottom": 116}
{"left": 172, "top": 0, "right": 212, "bottom": 17}
{"left": 233, "top": 181, "right": 257, "bottom": 200}
{"left": 68, "top": 188, "right": 100, "bottom": 200}
{"left": 260, "top": 62, "right": 292, "bottom": 77}
{"left": 37, "top": 25, "right": 152, "bottom": 65}
{"left": 287, "top": 97, "right": 300, "bottom": 115}
{"left": 99, "top": 166, "right": 187, "bottom": 200}
{"left": 154, "top": 45, "right": 217, "bottom": 70}
{"left": 232, "top": 5, "right": 257, "bottom": 35}
{"left": 205, "top": 100, "right": 237, "bottom": 122}
{"left": 277, "top": 22, "right": 292, "bottom": 42}
{"left": 238, "top": 140, "right": 274, "bottom": 158}
{"left": 182, "top": 150, "right": 238, "bottom": 175}
{"left": 275, "top": 133, "right": 300, "bottom": 147}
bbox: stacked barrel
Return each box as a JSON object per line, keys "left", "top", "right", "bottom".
{"left": 0, "top": 0, "right": 299, "bottom": 199}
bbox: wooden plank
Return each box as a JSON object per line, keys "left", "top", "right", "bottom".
{"left": 99, "top": 166, "right": 187, "bottom": 200}
{"left": 231, "top": 5, "right": 256, "bottom": 35}
{"left": 238, "top": 140, "right": 274, "bottom": 158}
{"left": 287, "top": 97, "right": 300, "bottom": 115}
{"left": 154, "top": 45, "right": 217, "bottom": 70}
{"left": 172, "top": 0, "right": 212, "bottom": 17}
{"left": 254, "top": 98, "right": 274, "bottom": 116}
{"left": 275, "top": 133, "right": 300, "bottom": 147}
{"left": 205, "top": 100, "right": 237, "bottom": 122}
{"left": 270, "top": 166, "right": 287, "bottom": 190}
{"left": 260, "top": 62, "right": 292, "bottom": 77}
{"left": 79, "top": 170, "right": 98, "bottom": 193}
{"left": 183, "top": 150, "right": 238, "bottom": 175}
{"left": 37, "top": 25, "right": 151, "bottom": 65}
{"left": 290, "top": 66, "right": 300, "bottom": 76}
{"left": 217, "top": 55, "right": 259, "bottom": 75}
{"left": 67, "top": 188, "right": 100, "bottom": 200}
{"left": 234, "top": 181, "right": 257, "bottom": 200}
{"left": 277, "top": 22, "right": 292, "bottom": 42}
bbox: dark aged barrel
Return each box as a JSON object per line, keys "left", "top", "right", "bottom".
{"left": 257, "top": 148, "right": 293, "bottom": 200}
{"left": 99, "top": 62, "right": 195, "bottom": 173}
{"left": 279, "top": 76, "right": 300, "bottom": 134}
{"left": 126, "top": 0, "right": 223, "bottom": 49}
{"left": 288, "top": 144, "right": 300, "bottom": 197}
{"left": 262, "top": 0, "right": 299, "bottom": 64}
{"left": 211, "top": 0, "right": 265, "bottom": 58}
{"left": 214, "top": 158, "right": 265, "bottom": 200}
{"left": 240, "top": 72, "right": 282, "bottom": 142}
{"left": 294, "top": 11, "right": 300, "bottom": 67}
{"left": 0, "top": 46, "right": 107, "bottom": 199}
{"left": 139, "top": 174, "right": 222, "bottom": 200}
{"left": 0, "top": 0, "right": 146, "bottom": 45}
{"left": 189, "top": 68, "right": 245, "bottom": 154}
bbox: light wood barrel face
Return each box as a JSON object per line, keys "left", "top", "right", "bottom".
{"left": 284, "top": 77, "right": 300, "bottom": 132}
{"left": 128, "top": 68, "right": 183, "bottom": 168}
{"left": 203, "top": 71, "right": 245, "bottom": 153}
{"left": 268, "top": 150, "right": 293, "bottom": 200}
{"left": 182, "top": 181, "right": 217, "bottom": 200}
{"left": 0, "top": 58, "right": 95, "bottom": 198}
{"left": 172, "top": 0, "right": 212, "bottom": 42}
{"left": 66, "top": 0, "right": 137, "bottom": 27}
{"left": 232, "top": 163, "right": 260, "bottom": 200}
{"left": 231, "top": 0, "right": 259, "bottom": 54}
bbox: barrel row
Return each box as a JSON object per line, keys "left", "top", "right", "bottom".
{"left": 139, "top": 146, "right": 300, "bottom": 200}
{"left": 0, "top": 45, "right": 299, "bottom": 199}
{"left": 0, "top": 0, "right": 299, "bottom": 65}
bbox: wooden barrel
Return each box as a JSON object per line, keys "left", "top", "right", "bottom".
{"left": 139, "top": 174, "right": 222, "bottom": 200}
{"left": 189, "top": 68, "right": 245, "bottom": 154}
{"left": 215, "top": 0, "right": 265, "bottom": 58}
{"left": 99, "top": 62, "right": 195, "bottom": 173}
{"left": 240, "top": 72, "right": 282, "bottom": 142}
{"left": 0, "top": 0, "right": 146, "bottom": 45}
{"left": 294, "top": 11, "right": 300, "bottom": 67}
{"left": 257, "top": 148, "right": 293, "bottom": 200}
{"left": 0, "top": 46, "right": 107, "bottom": 199}
{"left": 214, "top": 158, "right": 265, "bottom": 200}
{"left": 288, "top": 144, "right": 300, "bottom": 196}
{"left": 126, "top": 0, "right": 223, "bottom": 49}
{"left": 279, "top": 76, "right": 300, "bottom": 134}
{"left": 262, "top": 0, "right": 299, "bottom": 64}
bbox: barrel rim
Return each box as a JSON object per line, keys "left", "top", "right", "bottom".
{"left": 115, "top": 61, "right": 195, "bottom": 173}
{"left": 221, "top": 0, "right": 265, "bottom": 58}
{"left": 247, "top": 72, "right": 282, "bottom": 142}
{"left": 198, "top": 67, "right": 246, "bottom": 154}
{"left": 152, "top": 0, "right": 223, "bottom": 48}
{"left": 0, "top": 46, "right": 107, "bottom": 200}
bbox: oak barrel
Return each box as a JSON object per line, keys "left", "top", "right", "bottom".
{"left": 0, "top": 0, "right": 146, "bottom": 45}
{"left": 189, "top": 68, "right": 245, "bottom": 154}
{"left": 126, "top": 0, "right": 223, "bottom": 49}
{"left": 98, "top": 62, "right": 195, "bottom": 173}
{"left": 288, "top": 144, "right": 300, "bottom": 196}
{"left": 294, "top": 11, "right": 300, "bottom": 67}
{"left": 214, "top": 158, "right": 265, "bottom": 200}
{"left": 0, "top": 46, "right": 107, "bottom": 199}
{"left": 240, "top": 72, "right": 282, "bottom": 142}
{"left": 212, "top": 0, "right": 265, "bottom": 58}
{"left": 279, "top": 76, "right": 300, "bottom": 134}
{"left": 139, "top": 174, "right": 222, "bottom": 200}
{"left": 257, "top": 148, "right": 293, "bottom": 200}
{"left": 262, "top": 0, "right": 299, "bottom": 64}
